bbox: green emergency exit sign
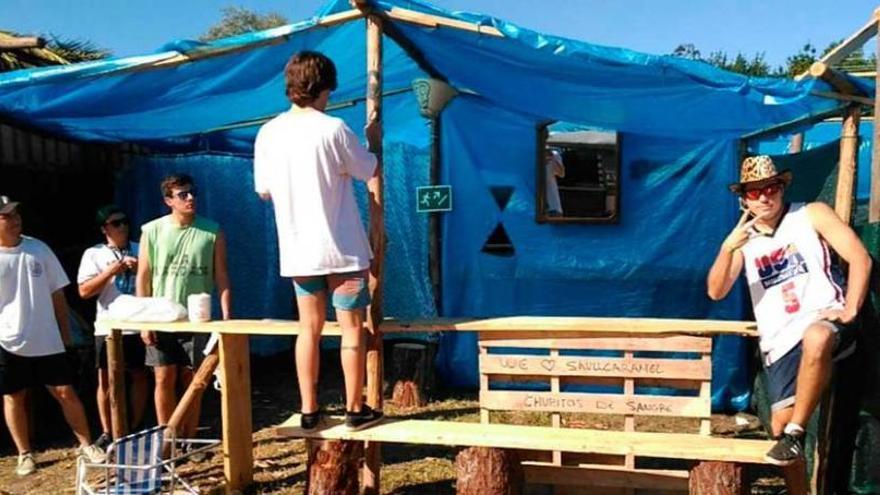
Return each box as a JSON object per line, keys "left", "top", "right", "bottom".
{"left": 416, "top": 185, "right": 452, "bottom": 212}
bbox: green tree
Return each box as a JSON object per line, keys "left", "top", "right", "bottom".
{"left": 780, "top": 43, "right": 817, "bottom": 77}
{"left": 200, "top": 6, "right": 289, "bottom": 42}
{"left": 673, "top": 45, "right": 771, "bottom": 77}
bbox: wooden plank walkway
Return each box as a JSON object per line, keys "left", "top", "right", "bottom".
{"left": 275, "top": 414, "right": 775, "bottom": 465}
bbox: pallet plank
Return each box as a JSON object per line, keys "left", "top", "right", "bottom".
{"left": 480, "top": 355, "right": 710, "bottom": 380}
{"left": 480, "top": 391, "right": 710, "bottom": 418}
{"left": 275, "top": 415, "right": 774, "bottom": 464}
{"left": 479, "top": 334, "right": 711, "bottom": 353}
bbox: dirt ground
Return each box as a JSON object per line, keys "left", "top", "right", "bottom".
{"left": 0, "top": 351, "right": 786, "bottom": 494}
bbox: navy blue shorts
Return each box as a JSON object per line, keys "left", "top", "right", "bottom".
{"left": 765, "top": 319, "right": 857, "bottom": 412}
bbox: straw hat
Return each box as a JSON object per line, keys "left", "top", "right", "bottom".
{"left": 728, "top": 155, "right": 792, "bottom": 193}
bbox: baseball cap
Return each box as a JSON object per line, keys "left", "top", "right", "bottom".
{"left": 0, "top": 195, "right": 20, "bottom": 215}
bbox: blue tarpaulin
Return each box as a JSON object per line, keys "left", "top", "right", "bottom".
{"left": 0, "top": 0, "right": 865, "bottom": 411}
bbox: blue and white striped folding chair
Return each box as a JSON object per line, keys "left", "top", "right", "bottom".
{"left": 75, "top": 425, "right": 220, "bottom": 495}
{"left": 76, "top": 425, "right": 164, "bottom": 494}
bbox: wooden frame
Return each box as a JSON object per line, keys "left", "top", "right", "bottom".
{"left": 536, "top": 124, "right": 622, "bottom": 224}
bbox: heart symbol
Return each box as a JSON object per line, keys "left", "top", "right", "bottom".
{"left": 540, "top": 359, "right": 555, "bottom": 371}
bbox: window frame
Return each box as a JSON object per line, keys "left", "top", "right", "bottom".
{"left": 535, "top": 123, "right": 622, "bottom": 225}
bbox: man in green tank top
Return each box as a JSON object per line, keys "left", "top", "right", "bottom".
{"left": 136, "top": 174, "right": 232, "bottom": 438}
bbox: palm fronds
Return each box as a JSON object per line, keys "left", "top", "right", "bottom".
{"left": 0, "top": 30, "right": 110, "bottom": 72}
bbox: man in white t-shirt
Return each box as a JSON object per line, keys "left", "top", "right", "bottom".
{"left": 77, "top": 205, "right": 148, "bottom": 450}
{"left": 0, "top": 195, "right": 106, "bottom": 476}
{"left": 254, "top": 51, "right": 382, "bottom": 431}
{"left": 544, "top": 148, "right": 565, "bottom": 216}
{"left": 706, "top": 157, "right": 872, "bottom": 490}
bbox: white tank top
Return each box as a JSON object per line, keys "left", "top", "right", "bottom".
{"left": 741, "top": 203, "right": 845, "bottom": 365}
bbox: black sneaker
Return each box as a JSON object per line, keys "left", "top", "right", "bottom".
{"left": 94, "top": 432, "right": 112, "bottom": 452}
{"left": 764, "top": 433, "right": 805, "bottom": 466}
{"left": 344, "top": 405, "right": 384, "bottom": 431}
{"left": 300, "top": 411, "right": 323, "bottom": 431}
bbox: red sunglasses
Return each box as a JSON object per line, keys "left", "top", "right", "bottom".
{"left": 743, "top": 182, "right": 782, "bottom": 201}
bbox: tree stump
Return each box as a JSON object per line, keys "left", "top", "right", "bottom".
{"left": 307, "top": 440, "right": 363, "bottom": 495}
{"left": 455, "top": 446, "right": 523, "bottom": 495}
{"left": 688, "top": 461, "right": 745, "bottom": 495}
{"left": 390, "top": 341, "right": 435, "bottom": 409}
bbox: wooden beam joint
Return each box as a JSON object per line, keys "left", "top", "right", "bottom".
{"left": 809, "top": 62, "right": 863, "bottom": 95}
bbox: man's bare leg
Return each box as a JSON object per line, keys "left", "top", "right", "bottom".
{"left": 3, "top": 390, "right": 30, "bottom": 454}
{"left": 338, "top": 308, "right": 365, "bottom": 412}
{"left": 154, "top": 364, "right": 178, "bottom": 425}
{"left": 295, "top": 292, "right": 326, "bottom": 414}
{"left": 772, "top": 407, "right": 808, "bottom": 495}
{"left": 46, "top": 385, "right": 92, "bottom": 447}
{"left": 790, "top": 324, "right": 835, "bottom": 427}
{"left": 96, "top": 369, "right": 112, "bottom": 436}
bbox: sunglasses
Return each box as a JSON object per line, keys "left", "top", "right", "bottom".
{"left": 169, "top": 188, "right": 197, "bottom": 200}
{"left": 105, "top": 217, "right": 129, "bottom": 228}
{"left": 742, "top": 183, "right": 782, "bottom": 201}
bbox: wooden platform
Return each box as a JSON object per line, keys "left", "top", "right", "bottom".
{"left": 95, "top": 316, "right": 758, "bottom": 337}
{"left": 275, "top": 414, "right": 775, "bottom": 465}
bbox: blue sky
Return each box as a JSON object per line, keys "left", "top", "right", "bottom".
{"left": 2, "top": 0, "right": 878, "bottom": 69}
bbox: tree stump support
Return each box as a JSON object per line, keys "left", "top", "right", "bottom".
{"left": 688, "top": 462, "right": 745, "bottom": 495}
{"left": 455, "top": 446, "right": 523, "bottom": 495}
{"left": 390, "top": 341, "right": 436, "bottom": 408}
{"left": 307, "top": 439, "right": 364, "bottom": 495}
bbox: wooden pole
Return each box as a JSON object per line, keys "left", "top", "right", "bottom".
{"left": 0, "top": 36, "right": 45, "bottom": 50}
{"left": 812, "top": 103, "right": 861, "bottom": 495}
{"left": 363, "top": 10, "right": 386, "bottom": 495}
{"left": 835, "top": 104, "right": 861, "bottom": 223}
{"left": 106, "top": 329, "right": 129, "bottom": 439}
{"left": 809, "top": 62, "right": 861, "bottom": 96}
{"left": 871, "top": 14, "right": 880, "bottom": 223}
{"left": 790, "top": 133, "right": 804, "bottom": 154}
{"left": 429, "top": 115, "right": 442, "bottom": 313}
{"left": 219, "top": 334, "right": 253, "bottom": 493}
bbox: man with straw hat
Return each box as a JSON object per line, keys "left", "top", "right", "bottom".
{"left": 706, "top": 156, "right": 872, "bottom": 481}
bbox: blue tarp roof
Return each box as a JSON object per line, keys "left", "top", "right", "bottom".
{"left": 0, "top": 0, "right": 859, "bottom": 151}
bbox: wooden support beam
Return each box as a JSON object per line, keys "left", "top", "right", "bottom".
{"left": 219, "top": 334, "right": 253, "bottom": 493}
{"left": 0, "top": 36, "right": 45, "bottom": 50}
{"left": 871, "top": 19, "right": 880, "bottom": 223}
{"left": 363, "top": 10, "right": 385, "bottom": 494}
{"left": 811, "top": 90, "right": 874, "bottom": 107}
{"left": 790, "top": 133, "right": 804, "bottom": 154}
{"left": 106, "top": 330, "right": 129, "bottom": 439}
{"left": 809, "top": 103, "right": 862, "bottom": 494}
{"left": 95, "top": 316, "right": 760, "bottom": 337}
{"left": 740, "top": 106, "right": 845, "bottom": 142}
{"left": 835, "top": 104, "right": 861, "bottom": 223}
{"left": 796, "top": 11, "right": 880, "bottom": 80}
{"left": 387, "top": 7, "right": 503, "bottom": 37}
{"left": 809, "top": 62, "right": 861, "bottom": 95}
